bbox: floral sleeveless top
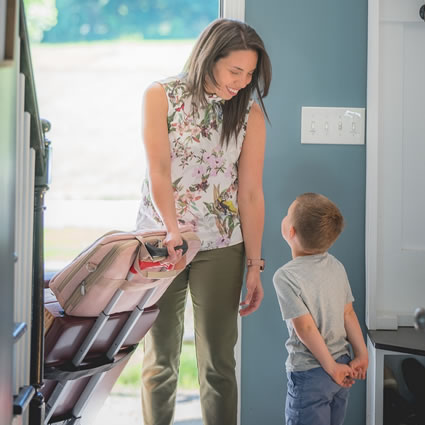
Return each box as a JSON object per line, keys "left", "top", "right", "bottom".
{"left": 136, "top": 75, "right": 254, "bottom": 251}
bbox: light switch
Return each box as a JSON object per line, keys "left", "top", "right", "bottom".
{"left": 301, "top": 107, "right": 365, "bottom": 145}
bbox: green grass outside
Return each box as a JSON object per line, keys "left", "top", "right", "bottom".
{"left": 177, "top": 341, "right": 200, "bottom": 389}
{"left": 44, "top": 227, "right": 112, "bottom": 264}
{"left": 117, "top": 341, "right": 199, "bottom": 390}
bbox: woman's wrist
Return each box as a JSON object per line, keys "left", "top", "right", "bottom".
{"left": 246, "top": 258, "right": 265, "bottom": 271}
{"left": 166, "top": 227, "right": 180, "bottom": 235}
{"left": 163, "top": 219, "right": 180, "bottom": 234}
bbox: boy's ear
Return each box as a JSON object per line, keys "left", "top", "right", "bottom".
{"left": 289, "top": 225, "right": 296, "bottom": 239}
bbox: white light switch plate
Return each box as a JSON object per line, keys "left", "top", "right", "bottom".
{"left": 301, "top": 107, "right": 365, "bottom": 145}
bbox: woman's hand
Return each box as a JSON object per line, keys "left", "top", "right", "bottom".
{"left": 239, "top": 268, "right": 264, "bottom": 316}
{"left": 163, "top": 230, "right": 184, "bottom": 264}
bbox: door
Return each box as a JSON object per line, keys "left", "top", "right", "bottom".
{"left": 366, "top": 0, "right": 425, "bottom": 329}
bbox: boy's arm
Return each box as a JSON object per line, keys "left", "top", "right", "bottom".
{"left": 291, "top": 313, "right": 354, "bottom": 387}
{"left": 344, "top": 302, "right": 368, "bottom": 379}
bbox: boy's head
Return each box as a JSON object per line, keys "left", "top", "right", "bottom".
{"left": 281, "top": 193, "right": 344, "bottom": 254}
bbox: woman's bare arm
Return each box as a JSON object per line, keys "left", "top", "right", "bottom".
{"left": 142, "top": 83, "right": 182, "bottom": 259}
{"left": 238, "top": 102, "right": 266, "bottom": 316}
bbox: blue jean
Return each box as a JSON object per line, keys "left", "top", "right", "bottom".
{"left": 285, "top": 354, "right": 351, "bottom": 425}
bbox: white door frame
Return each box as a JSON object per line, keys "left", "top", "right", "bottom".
{"left": 220, "top": 3, "right": 245, "bottom": 424}
{"left": 366, "top": 0, "right": 425, "bottom": 331}
{"left": 221, "top": 0, "right": 245, "bottom": 21}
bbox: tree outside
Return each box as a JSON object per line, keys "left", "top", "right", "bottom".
{"left": 24, "top": 0, "right": 219, "bottom": 42}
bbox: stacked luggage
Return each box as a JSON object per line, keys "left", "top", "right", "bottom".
{"left": 42, "top": 227, "right": 200, "bottom": 424}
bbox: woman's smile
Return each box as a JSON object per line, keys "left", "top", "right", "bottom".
{"left": 227, "top": 86, "right": 239, "bottom": 96}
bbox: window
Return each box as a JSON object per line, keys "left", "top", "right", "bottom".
{"left": 25, "top": 0, "right": 219, "bottom": 270}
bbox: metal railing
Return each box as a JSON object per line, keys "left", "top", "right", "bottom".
{"left": 13, "top": 1, "right": 51, "bottom": 424}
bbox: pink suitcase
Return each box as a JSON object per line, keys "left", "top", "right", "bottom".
{"left": 49, "top": 226, "right": 201, "bottom": 317}
{"left": 42, "top": 290, "right": 159, "bottom": 424}
{"left": 43, "top": 292, "right": 159, "bottom": 367}
{"left": 43, "top": 227, "right": 200, "bottom": 423}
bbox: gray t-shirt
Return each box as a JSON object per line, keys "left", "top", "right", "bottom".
{"left": 273, "top": 252, "right": 354, "bottom": 372}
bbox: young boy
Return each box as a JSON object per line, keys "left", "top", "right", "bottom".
{"left": 273, "top": 193, "right": 368, "bottom": 425}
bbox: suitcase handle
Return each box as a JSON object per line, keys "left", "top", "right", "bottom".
{"left": 145, "top": 239, "right": 188, "bottom": 258}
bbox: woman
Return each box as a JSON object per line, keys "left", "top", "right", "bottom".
{"left": 136, "top": 18, "right": 272, "bottom": 425}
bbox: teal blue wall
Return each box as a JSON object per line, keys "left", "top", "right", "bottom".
{"left": 242, "top": 1, "right": 368, "bottom": 424}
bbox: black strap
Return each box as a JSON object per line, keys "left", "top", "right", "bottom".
{"left": 145, "top": 238, "right": 188, "bottom": 257}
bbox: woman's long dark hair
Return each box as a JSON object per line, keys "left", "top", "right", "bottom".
{"left": 184, "top": 18, "right": 272, "bottom": 146}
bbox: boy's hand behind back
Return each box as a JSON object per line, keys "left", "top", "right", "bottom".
{"left": 349, "top": 355, "right": 368, "bottom": 380}
{"left": 328, "top": 363, "right": 355, "bottom": 388}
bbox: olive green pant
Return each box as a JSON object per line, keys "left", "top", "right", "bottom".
{"left": 141, "top": 243, "right": 245, "bottom": 425}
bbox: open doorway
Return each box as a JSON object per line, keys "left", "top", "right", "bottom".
{"left": 26, "top": 1, "right": 219, "bottom": 424}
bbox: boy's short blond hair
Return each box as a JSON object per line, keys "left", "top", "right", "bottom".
{"left": 293, "top": 193, "right": 344, "bottom": 252}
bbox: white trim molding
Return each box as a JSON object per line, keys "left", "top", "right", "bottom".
{"left": 365, "top": 0, "right": 379, "bottom": 331}
{"left": 221, "top": 0, "right": 245, "bottom": 21}
{"left": 221, "top": 3, "right": 245, "bottom": 425}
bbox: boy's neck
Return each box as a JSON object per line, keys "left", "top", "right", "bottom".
{"left": 291, "top": 246, "right": 326, "bottom": 259}
{"left": 287, "top": 233, "right": 328, "bottom": 259}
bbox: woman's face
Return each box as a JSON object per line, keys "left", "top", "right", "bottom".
{"left": 208, "top": 49, "right": 258, "bottom": 100}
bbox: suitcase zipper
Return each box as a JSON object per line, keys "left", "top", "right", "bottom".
{"left": 56, "top": 245, "right": 102, "bottom": 293}
{"left": 63, "top": 240, "right": 138, "bottom": 313}
{"left": 55, "top": 230, "right": 122, "bottom": 293}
